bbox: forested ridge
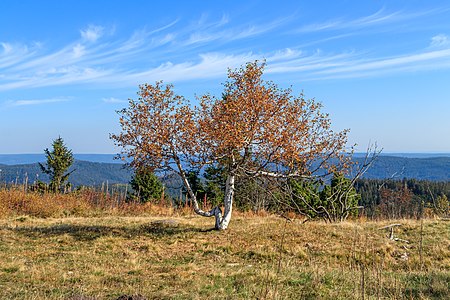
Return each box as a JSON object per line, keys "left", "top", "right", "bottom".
{"left": 0, "top": 156, "right": 448, "bottom": 187}
{"left": 355, "top": 178, "right": 449, "bottom": 218}
{"left": 0, "top": 160, "right": 132, "bottom": 187}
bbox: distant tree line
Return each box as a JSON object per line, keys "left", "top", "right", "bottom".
{"left": 355, "top": 178, "right": 449, "bottom": 219}
{"left": 7, "top": 136, "right": 448, "bottom": 222}
{"left": 18, "top": 135, "right": 449, "bottom": 222}
{"left": 176, "top": 169, "right": 449, "bottom": 221}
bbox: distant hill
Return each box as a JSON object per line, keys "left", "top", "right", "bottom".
{"left": 0, "top": 155, "right": 448, "bottom": 187}
{"left": 353, "top": 152, "right": 450, "bottom": 159}
{"left": 355, "top": 156, "right": 450, "bottom": 181}
{"left": 0, "top": 160, "right": 132, "bottom": 187}
{"left": 0, "top": 154, "right": 120, "bottom": 165}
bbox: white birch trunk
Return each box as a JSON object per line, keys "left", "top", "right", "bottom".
{"left": 172, "top": 153, "right": 238, "bottom": 230}
{"left": 217, "top": 174, "right": 235, "bottom": 230}
{"left": 173, "top": 156, "right": 224, "bottom": 229}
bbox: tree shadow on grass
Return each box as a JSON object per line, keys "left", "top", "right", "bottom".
{"left": 3, "top": 220, "right": 216, "bottom": 241}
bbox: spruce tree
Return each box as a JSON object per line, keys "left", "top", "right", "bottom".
{"left": 39, "top": 137, "right": 74, "bottom": 192}
{"left": 129, "top": 168, "right": 163, "bottom": 203}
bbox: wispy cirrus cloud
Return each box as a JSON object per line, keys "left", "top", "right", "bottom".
{"left": 6, "top": 97, "right": 70, "bottom": 107}
{"left": 102, "top": 97, "right": 126, "bottom": 104}
{"left": 183, "top": 13, "right": 293, "bottom": 46}
{"left": 308, "top": 48, "right": 450, "bottom": 80}
{"left": 296, "top": 9, "right": 394, "bottom": 33}
{"left": 430, "top": 34, "right": 450, "bottom": 48}
{"left": 295, "top": 7, "right": 439, "bottom": 33}
{"left": 0, "top": 16, "right": 293, "bottom": 91}
{"left": 1, "top": 9, "right": 450, "bottom": 92}
{"left": 72, "top": 44, "right": 86, "bottom": 58}
{"left": 0, "top": 43, "right": 38, "bottom": 69}
{"left": 81, "top": 25, "right": 104, "bottom": 42}
{"left": 1, "top": 42, "right": 13, "bottom": 54}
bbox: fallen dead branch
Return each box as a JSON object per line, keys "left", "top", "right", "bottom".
{"left": 379, "top": 223, "right": 409, "bottom": 243}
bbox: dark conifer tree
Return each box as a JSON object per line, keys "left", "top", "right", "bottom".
{"left": 39, "top": 137, "right": 74, "bottom": 192}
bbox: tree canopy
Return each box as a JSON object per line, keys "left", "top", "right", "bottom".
{"left": 112, "top": 61, "right": 351, "bottom": 229}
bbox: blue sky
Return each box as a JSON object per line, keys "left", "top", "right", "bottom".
{"left": 1, "top": 0, "right": 450, "bottom": 154}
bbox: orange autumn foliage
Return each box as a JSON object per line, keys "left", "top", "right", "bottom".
{"left": 111, "top": 61, "right": 351, "bottom": 229}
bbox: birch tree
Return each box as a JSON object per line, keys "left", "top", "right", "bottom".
{"left": 110, "top": 82, "right": 223, "bottom": 225}
{"left": 111, "top": 61, "right": 350, "bottom": 230}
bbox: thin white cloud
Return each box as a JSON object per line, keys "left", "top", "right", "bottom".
{"left": 6, "top": 97, "right": 69, "bottom": 107}
{"left": 187, "top": 32, "right": 217, "bottom": 45}
{"left": 295, "top": 8, "right": 439, "bottom": 33}
{"left": 10, "top": 43, "right": 80, "bottom": 71}
{"left": 0, "top": 18, "right": 291, "bottom": 91}
{"left": 352, "top": 8, "right": 400, "bottom": 26}
{"left": 102, "top": 97, "right": 126, "bottom": 103}
{"left": 299, "top": 20, "right": 342, "bottom": 33}
{"left": 183, "top": 15, "right": 292, "bottom": 46}
{"left": 117, "top": 20, "right": 179, "bottom": 51}
{"left": 109, "top": 52, "right": 258, "bottom": 85}
{"left": 315, "top": 48, "right": 450, "bottom": 76}
{"left": 0, "top": 43, "right": 38, "bottom": 69}
{"left": 218, "top": 14, "right": 230, "bottom": 27}
{"left": 270, "top": 48, "right": 302, "bottom": 61}
{"left": 81, "top": 25, "right": 104, "bottom": 42}
{"left": 231, "top": 24, "right": 275, "bottom": 40}
{"left": 148, "top": 19, "right": 179, "bottom": 35}
{"left": 2, "top": 10, "right": 450, "bottom": 91}
{"left": 1, "top": 42, "right": 13, "bottom": 54}
{"left": 430, "top": 34, "right": 450, "bottom": 48}
{"left": 2, "top": 36, "right": 450, "bottom": 91}
{"left": 297, "top": 9, "right": 393, "bottom": 33}
{"left": 266, "top": 51, "right": 358, "bottom": 74}
{"left": 230, "top": 16, "right": 294, "bottom": 41}
{"left": 72, "top": 44, "right": 85, "bottom": 58}
{"left": 157, "top": 33, "right": 175, "bottom": 45}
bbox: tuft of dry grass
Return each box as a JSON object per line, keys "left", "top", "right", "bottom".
{"left": 0, "top": 213, "right": 448, "bottom": 299}
{"left": 0, "top": 187, "right": 193, "bottom": 219}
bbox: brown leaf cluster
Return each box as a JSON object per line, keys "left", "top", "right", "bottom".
{"left": 111, "top": 61, "right": 350, "bottom": 179}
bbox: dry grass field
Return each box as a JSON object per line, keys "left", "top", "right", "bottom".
{"left": 0, "top": 188, "right": 449, "bottom": 299}
{"left": 0, "top": 211, "right": 449, "bottom": 299}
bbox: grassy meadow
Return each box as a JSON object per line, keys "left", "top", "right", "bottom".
{"left": 0, "top": 188, "right": 449, "bottom": 299}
